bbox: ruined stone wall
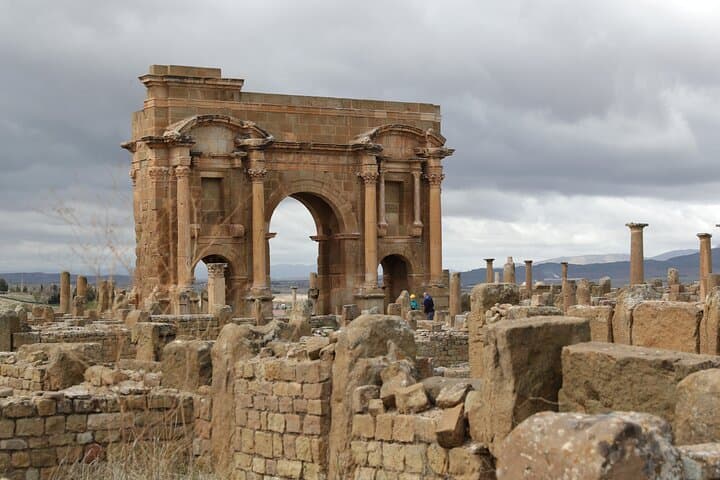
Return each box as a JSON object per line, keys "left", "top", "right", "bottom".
{"left": 415, "top": 330, "right": 469, "bottom": 367}
{"left": 232, "top": 356, "right": 332, "bottom": 479}
{"left": 13, "top": 328, "right": 134, "bottom": 363}
{"left": 149, "top": 314, "right": 221, "bottom": 340}
{"left": 0, "top": 389, "right": 195, "bottom": 479}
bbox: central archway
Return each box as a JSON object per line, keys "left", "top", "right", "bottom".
{"left": 379, "top": 254, "right": 412, "bottom": 309}
{"left": 267, "top": 188, "right": 356, "bottom": 315}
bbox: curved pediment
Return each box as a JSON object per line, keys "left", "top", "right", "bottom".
{"left": 163, "top": 115, "right": 274, "bottom": 155}
{"left": 352, "top": 124, "right": 446, "bottom": 160}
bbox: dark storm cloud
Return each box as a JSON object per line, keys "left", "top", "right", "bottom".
{"left": 1, "top": 0, "right": 719, "bottom": 272}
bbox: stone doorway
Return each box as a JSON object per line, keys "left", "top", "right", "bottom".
{"left": 192, "top": 255, "right": 231, "bottom": 314}
{"left": 380, "top": 254, "right": 411, "bottom": 309}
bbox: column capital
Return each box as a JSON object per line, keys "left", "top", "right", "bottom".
{"left": 698, "top": 232, "right": 712, "bottom": 239}
{"left": 147, "top": 166, "right": 170, "bottom": 182}
{"left": 524, "top": 259, "right": 533, "bottom": 265}
{"left": 207, "top": 263, "right": 228, "bottom": 277}
{"left": 423, "top": 172, "right": 445, "bottom": 186}
{"left": 247, "top": 167, "right": 268, "bottom": 182}
{"left": 358, "top": 171, "right": 379, "bottom": 184}
{"left": 484, "top": 258, "right": 495, "bottom": 262}
{"left": 174, "top": 165, "right": 191, "bottom": 178}
{"left": 626, "top": 222, "right": 649, "bottom": 230}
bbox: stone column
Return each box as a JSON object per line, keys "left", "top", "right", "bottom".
{"left": 698, "top": 233, "right": 712, "bottom": 299}
{"left": 59, "top": 271, "right": 71, "bottom": 314}
{"left": 291, "top": 286, "right": 298, "bottom": 309}
{"left": 76, "top": 276, "right": 87, "bottom": 299}
{"left": 626, "top": 223, "right": 648, "bottom": 285}
{"left": 524, "top": 260, "right": 533, "bottom": 297}
{"left": 378, "top": 166, "right": 387, "bottom": 236}
{"left": 411, "top": 170, "right": 423, "bottom": 236}
{"left": 248, "top": 156, "right": 268, "bottom": 294}
{"left": 503, "top": 257, "right": 515, "bottom": 284}
{"left": 207, "top": 263, "right": 227, "bottom": 314}
{"left": 175, "top": 165, "right": 192, "bottom": 287}
{"left": 449, "top": 272, "right": 461, "bottom": 319}
{"left": 561, "top": 262, "right": 569, "bottom": 314}
{"left": 359, "top": 169, "right": 379, "bottom": 288}
{"left": 484, "top": 258, "right": 495, "bottom": 284}
{"left": 426, "top": 168, "right": 444, "bottom": 285}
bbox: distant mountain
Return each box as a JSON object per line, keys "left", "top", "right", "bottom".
{"left": 538, "top": 254, "right": 629, "bottom": 265}
{"left": 460, "top": 248, "right": 718, "bottom": 287}
{"left": 0, "top": 273, "right": 132, "bottom": 287}
{"left": 537, "top": 248, "right": 698, "bottom": 266}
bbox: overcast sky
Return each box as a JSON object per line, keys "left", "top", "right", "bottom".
{"left": 1, "top": 0, "right": 720, "bottom": 274}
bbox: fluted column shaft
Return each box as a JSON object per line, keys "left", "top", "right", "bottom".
{"left": 175, "top": 165, "right": 192, "bottom": 287}
{"left": 360, "top": 169, "right": 379, "bottom": 287}
{"left": 426, "top": 165, "right": 444, "bottom": 284}
{"left": 249, "top": 155, "right": 268, "bottom": 292}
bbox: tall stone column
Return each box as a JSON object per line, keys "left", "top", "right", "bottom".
{"left": 359, "top": 170, "right": 379, "bottom": 288}
{"left": 426, "top": 168, "right": 444, "bottom": 284}
{"left": 411, "top": 170, "right": 423, "bottom": 236}
{"left": 59, "top": 271, "right": 71, "bottom": 314}
{"left": 626, "top": 223, "right": 648, "bottom": 285}
{"left": 248, "top": 155, "right": 268, "bottom": 294}
{"left": 484, "top": 258, "right": 494, "bottom": 284}
{"left": 377, "top": 166, "right": 387, "bottom": 236}
{"left": 524, "top": 260, "right": 533, "bottom": 297}
{"left": 698, "top": 232, "right": 712, "bottom": 299}
{"left": 76, "top": 276, "right": 87, "bottom": 299}
{"left": 175, "top": 165, "right": 192, "bottom": 287}
{"left": 561, "top": 262, "right": 569, "bottom": 314}
{"left": 449, "top": 272, "right": 461, "bottom": 319}
{"left": 503, "top": 257, "right": 515, "bottom": 284}
{"left": 207, "top": 263, "right": 227, "bottom": 315}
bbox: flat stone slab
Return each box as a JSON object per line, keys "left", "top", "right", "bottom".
{"left": 559, "top": 342, "right": 720, "bottom": 423}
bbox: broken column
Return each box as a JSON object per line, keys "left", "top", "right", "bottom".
{"left": 576, "top": 278, "right": 591, "bottom": 306}
{"left": 206, "top": 263, "right": 227, "bottom": 315}
{"left": 73, "top": 275, "right": 88, "bottom": 316}
{"left": 560, "top": 262, "right": 570, "bottom": 313}
{"left": 698, "top": 232, "right": 712, "bottom": 300}
{"left": 59, "top": 271, "right": 71, "bottom": 314}
{"left": 626, "top": 222, "right": 648, "bottom": 285}
{"left": 524, "top": 260, "right": 533, "bottom": 298}
{"left": 484, "top": 258, "right": 494, "bottom": 284}
{"left": 503, "top": 257, "right": 515, "bottom": 284}
{"left": 449, "top": 272, "right": 462, "bottom": 319}
{"left": 308, "top": 272, "right": 319, "bottom": 313}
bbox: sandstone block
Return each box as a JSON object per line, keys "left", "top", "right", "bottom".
{"left": 633, "top": 301, "right": 702, "bottom": 353}
{"left": 436, "top": 381, "right": 471, "bottom": 408}
{"left": 161, "top": 339, "right": 212, "bottom": 391}
{"left": 496, "top": 411, "right": 684, "bottom": 479}
{"left": 395, "top": 383, "right": 429, "bottom": 414}
{"left": 392, "top": 414, "right": 415, "bottom": 442}
{"left": 448, "top": 444, "right": 495, "bottom": 479}
{"left": 469, "top": 316, "right": 590, "bottom": 453}
{"left": 352, "top": 385, "right": 380, "bottom": 413}
{"left": 611, "top": 285, "right": 662, "bottom": 345}
{"left": 567, "top": 304, "right": 614, "bottom": 342}
{"left": 0, "top": 310, "right": 20, "bottom": 351}
{"left": 679, "top": 443, "right": 720, "bottom": 480}
{"left": 559, "top": 342, "right": 720, "bottom": 423}
{"left": 701, "top": 288, "right": 720, "bottom": 355}
{"left": 380, "top": 370, "right": 415, "bottom": 409}
{"left": 675, "top": 368, "right": 720, "bottom": 445}
{"left": 505, "top": 305, "right": 562, "bottom": 320}
{"left": 436, "top": 403, "right": 466, "bottom": 448}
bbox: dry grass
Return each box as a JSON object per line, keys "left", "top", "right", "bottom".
{"left": 49, "top": 438, "right": 216, "bottom": 480}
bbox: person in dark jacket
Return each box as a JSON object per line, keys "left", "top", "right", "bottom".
{"left": 422, "top": 292, "right": 435, "bottom": 320}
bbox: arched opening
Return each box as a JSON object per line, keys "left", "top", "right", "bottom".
{"left": 268, "top": 192, "right": 344, "bottom": 315}
{"left": 380, "top": 254, "right": 412, "bottom": 309}
{"left": 192, "top": 254, "right": 231, "bottom": 313}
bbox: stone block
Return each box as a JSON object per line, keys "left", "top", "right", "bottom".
{"left": 448, "top": 444, "right": 495, "bottom": 479}
{"left": 352, "top": 385, "right": 380, "bottom": 413}
{"left": 559, "top": 342, "right": 720, "bottom": 423}
{"left": 633, "top": 301, "right": 702, "bottom": 353}
{"left": 352, "top": 414, "right": 374, "bottom": 439}
{"left": 505, "top": 305, "right": 562, "bottom": 320}
{"left": 0, "top": 310, "right": 20, "bottom": 351}
{"left": 380, "top": 370, "right": 415, "bottom": 409}
{"left": 567, "top": 304, "right": 614, "bottom": 342}
{"left": 436, "top": 403, "right": 466, "bottom": 448}
{"left": 679, "top": 443, "right": 720, "bottom": 480}
{"left": 395, "top": 383, "right": 429, "bottom": 414}
{"left": 161, "top": 339, "right": 212, "bottom": 391}
{"left": 675, "top": 368, "right": 720, "bottom": 445}
{"left": 611, "top": 285, "right": 662, "bottom": 345}
{"left": 469, "top": 316, "right": 590, "bottom": 453}
{"left": 701, "top": 288, "right": 720, "bottom": 355}
{"left": 134, "top": 322, "right": 176, "bottom": 361}
{"left": 392, "top": 414, "right": 415, "bottom": 443}
{"left": 436, "top": 381, "right": 471, "bottom": 408}
{"left": 496, "top": 411, "right": 684, "bottom": 479}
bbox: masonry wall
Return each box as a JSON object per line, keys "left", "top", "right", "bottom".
{"left": 149, "top": 314, "right": 222, "bottom": 340}
{"left": 0, "top": 389, "right": 195, "bottom": 479}
{"left": 415, "top": 330, "right": 469, "bottom": 367}
{"left": 13, "top": 327, "right": 134, "bottom": 362}
{"left": 232, "top": 356, "right": 332, "bottom": 479}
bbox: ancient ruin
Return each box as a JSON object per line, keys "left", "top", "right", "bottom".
{"left": 121, "top": 65, "right": 453, "bottom": 318}
{"left": 3, "top": 64, "right": 720, "bottom": 479}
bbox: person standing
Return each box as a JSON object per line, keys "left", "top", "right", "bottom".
{"left": 409, "top": 294, "right": 419, "bottom": 310}
{"left": 423, "top": 292, "right": 435, "bottom": 320}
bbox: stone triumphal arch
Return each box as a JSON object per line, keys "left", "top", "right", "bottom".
{"left": 123, "top": 65, "right": 453, "bottom": 317}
